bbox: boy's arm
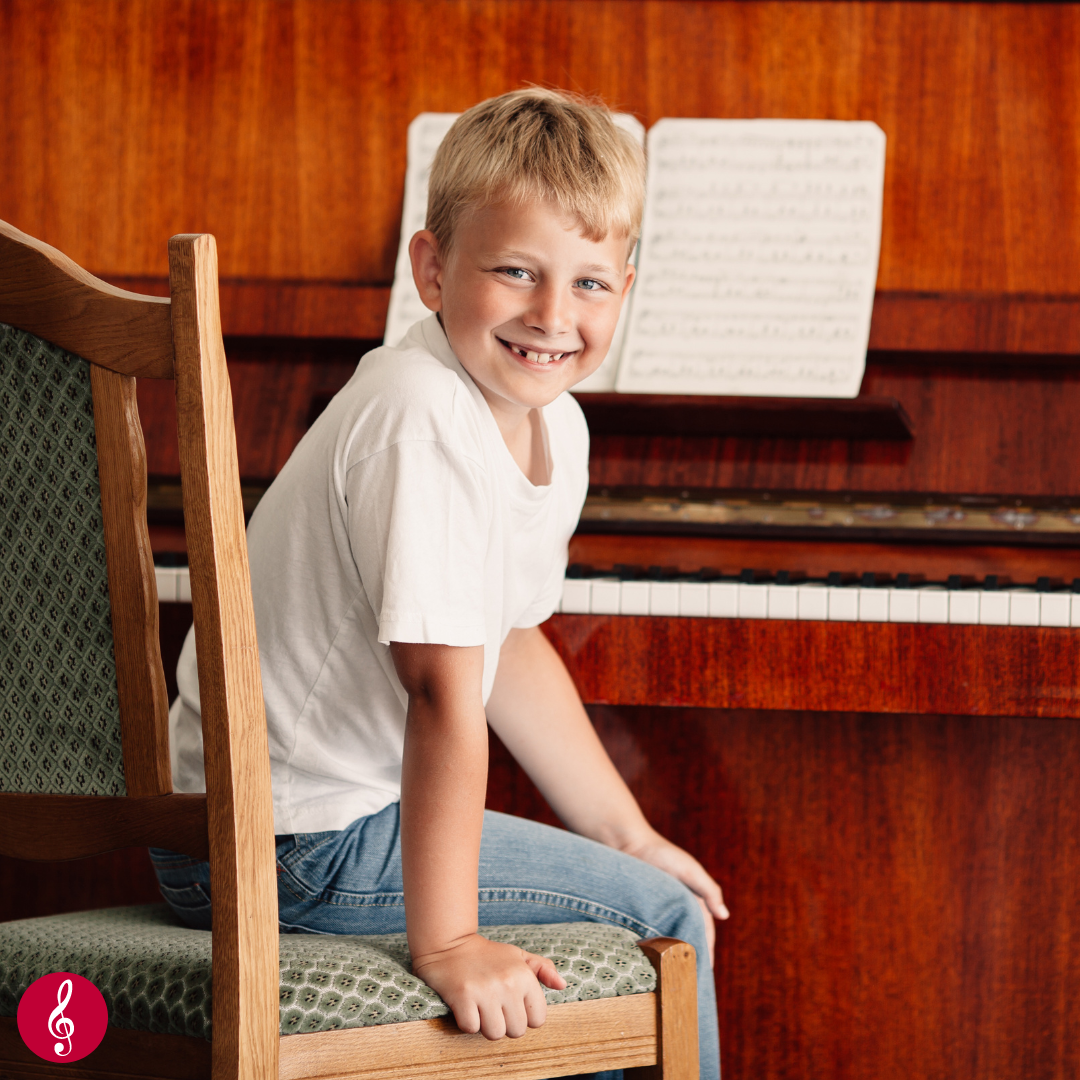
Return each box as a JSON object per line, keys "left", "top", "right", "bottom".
{"left": 390, "top": 641, "right": 565, "bottom": 1040}
{"left": 485, "top": 627, "right": 730, "bottom": 951}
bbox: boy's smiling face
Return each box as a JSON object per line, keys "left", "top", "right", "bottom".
{"left": 409, "top": 198, "right": 635, "bottom": 419}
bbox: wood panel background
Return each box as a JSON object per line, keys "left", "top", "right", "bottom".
{"left": 3, "top": 0, "right": 1080, "bottom": 350}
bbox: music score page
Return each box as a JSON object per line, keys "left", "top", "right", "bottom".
{"left": 617, "top": 118, "right": 886, "bottom": 398}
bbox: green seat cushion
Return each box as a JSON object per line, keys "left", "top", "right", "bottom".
{"left": 0, "top": 905, "right": 657, "bottom": 1040}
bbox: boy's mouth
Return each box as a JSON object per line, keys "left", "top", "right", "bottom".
{"left": 497, "top": 337, "right": 573, "bottom": 366}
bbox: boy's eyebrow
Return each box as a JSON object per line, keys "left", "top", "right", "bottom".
{"left": 487, "top": 250, "right": 620, "bottom": 276}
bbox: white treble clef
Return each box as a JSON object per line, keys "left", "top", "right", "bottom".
{"left": 48, "top": 979, "right": 74, "bottom": 1057}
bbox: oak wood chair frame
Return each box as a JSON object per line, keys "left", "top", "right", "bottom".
{"left": 0, "top": 219, "right": 699, "bottom": 1080}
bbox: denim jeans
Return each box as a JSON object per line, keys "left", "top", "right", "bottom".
{"left": 151, "top": 805, "right": 720, "bottom": 1080}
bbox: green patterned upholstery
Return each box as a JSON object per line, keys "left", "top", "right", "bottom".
{"left": 0, "top": 322, "right": 124, "bottom": 796}
{"left": 0, "top": 906, "right": 657, "bottom": 1040}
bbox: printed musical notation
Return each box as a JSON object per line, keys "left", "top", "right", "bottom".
{"left": 383, "top": 112, "right": 645, "bottom": 392}
{"left": 617, "top": 119, "right": 886, "bottom": 398}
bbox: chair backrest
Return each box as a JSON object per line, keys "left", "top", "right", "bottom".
{"left": 0, "top": 220, "right": 280, "bottom": 1080}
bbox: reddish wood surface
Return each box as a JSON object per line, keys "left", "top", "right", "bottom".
{"left": 569, "top": 533, "right": 1080, "bottom": 585}
{"left": 487, "top": 706, "right": 1080, "bottom": 1080}
{"left": 542, "top": 615, "right": 1080, "bottom": 719}
{"left": 4, "top": 1, "right": 1080, "bottom": 352}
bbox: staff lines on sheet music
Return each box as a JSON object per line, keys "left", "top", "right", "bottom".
{"left": 626, "top": 354, "right": 859, "bottom": 384}
{"left": 640, "top": 279, "right": 863, "bottom": 303}
{"left": 633, "top": 318, "right": 860, "bottom": 343}
{"left": 652, "top": 201, "right": 876, "bottom": 224}
{"left": 644, "top": 245, "right": 873, "bottom": 267}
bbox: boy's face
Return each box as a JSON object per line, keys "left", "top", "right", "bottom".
{"left": 410, "top": 198, "right": 635, "bottom": 415}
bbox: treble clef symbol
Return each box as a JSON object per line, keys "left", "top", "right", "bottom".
{"left": 47, "top": 979, "right": 74, "bottom": 1057}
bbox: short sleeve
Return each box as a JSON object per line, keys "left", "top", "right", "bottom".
{"left": 346, "top": 439, "right": 492, "bottom": 646}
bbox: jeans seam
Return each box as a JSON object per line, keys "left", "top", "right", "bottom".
{"left": 477, "top": 888, "right": 662, "bottom": 939}
{"left": 276, "top": 833, "right": 342, "bottom": 880}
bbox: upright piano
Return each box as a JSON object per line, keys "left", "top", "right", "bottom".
{"left": 3, "top": 3, "right": 1079, "bottom": 1077}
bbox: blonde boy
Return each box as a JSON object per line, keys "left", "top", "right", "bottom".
{"left": 158, "top": 89, "right": 725, "bottom": 1080}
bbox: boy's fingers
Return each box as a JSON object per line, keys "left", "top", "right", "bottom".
{"left": 697, "top": 896, "right": 716, "bottom": 965}
{"left": 524, "top": 976, "right": 549, "bottom": 1030}
{"left": 502, "top": 999, "right": 530, "bottom": 1040}
{"left": 451, "top": 999, "right": 481, "bottom": 1035}
{"left": 476, "top": 1000, "right": 507, "bottom": 1042}
{"left": 527, "top": 953, "right": 567, "bottom": 990}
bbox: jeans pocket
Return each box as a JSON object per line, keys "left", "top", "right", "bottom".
{"left": 158, "top": 882, "right": 213, "bottom": 931}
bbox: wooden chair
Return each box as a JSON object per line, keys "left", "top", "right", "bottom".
{"left": 0, "top": 219, "right": 699, "bottom": 1080}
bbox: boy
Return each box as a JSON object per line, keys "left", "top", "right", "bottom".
{"left": 156, "top": 88, "right": 725, "bottom": 1079}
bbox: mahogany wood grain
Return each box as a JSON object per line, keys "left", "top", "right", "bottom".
{"left": 4, "top": 2, "right": 1080, "bottom": 352}
{"left": 626, "top": 939, "right": 699, "bottom": 1080}
{"left": 589, "top": 358, "right": 1080, "bottom": 498}
{"left": 569, "top": 533, "right": 1080, "bottom": 584}
{"left": 0, "top": 219, "right": 173, "bottom": 378}
{"left": 0, "top": 847, "right": 162, "bottom": 924}
{"left": 168, "top": 234, "right": 279, "bottom": 1080}
{"left": 0, "top": 794, "right": 208, "bottom": 862}
{"left": 575, "top": 394, "right": 914, "bottom": 441}
{"left": 91, "top": 365, "right": 173, "bottom": 796}
{"left": 0, "top": 1017, "right": 211, "bottom": 1080}
{"left": 278, "top": 995, "right": 656, "bottom": 1080}
{"left": 488, "top": 706, "right": 1080, "bottom": 1080}
{"left": 541, "top": 615, "right": 1080, "bottom": 719}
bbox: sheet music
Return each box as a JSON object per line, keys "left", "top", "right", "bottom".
{"left": 383, "top": 112, "right": 645, "bottom": 395}
{"left": 616, "top": 119, "right": 886, "bottom": 398}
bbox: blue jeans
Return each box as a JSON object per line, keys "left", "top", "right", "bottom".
{"left": 151, "top": 805, "right": 720, "bottom": 1080}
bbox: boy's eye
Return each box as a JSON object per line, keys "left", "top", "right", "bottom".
{"left": 502, "top": 268, "right": 531, "bottom": 280}
{"left": 576, "top": 278, "right": 607, "bottom": 292}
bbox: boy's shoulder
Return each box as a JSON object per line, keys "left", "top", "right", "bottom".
{"left": 329, "top": 317, "right": 487, "bottom": 454}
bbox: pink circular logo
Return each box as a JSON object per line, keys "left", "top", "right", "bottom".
{"left": 17, "top": 972, "right": 108, "bottom": 1063}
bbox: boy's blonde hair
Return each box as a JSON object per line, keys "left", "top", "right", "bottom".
{"left": 426, "top": 88, "right": 645, "bottom": 254}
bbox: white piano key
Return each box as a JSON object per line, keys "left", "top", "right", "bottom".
{"left": 1072, "top": 593, "right": 1080, "bottom": 628}
{"left": 888, "top": 589, "right": 919, "bottom": 623}
{"left": 978, "top": 591, "right": 1010, "bottom": 625}
{"left": 1040, "top": 592, "right": 1070, "bottom": 627}
{"left": 948, "top": 590, "right": 980, "bottom": 624}
{"left": 1009, "top": 590, "right": 1040, "bottom": 626}
{"left": 650, "top": 580, "right": 681, "bottom": 617}
{"left": 918, "top": 587, "right": 949, "bottom": 624}
{"left": 621, "top": 580, "right": 651, "bottom": 616}
{"left": 177, "top": 567, "right": 191, "bottom": 603}
{"left": 827, "top": 587, "right": 859, "bottom": 621}
{"left": 708, "top": 581, "right": 739, "bottom": 618}
{"left": 737, "top": 583, "right": 768, "bottom": 619}
{"left": 767, "top": 583, "right": 798, "bottom": 620}
{"left": 679, "top": 581, "right": 710, "bottom": 617}
{"left": 589, "top": 578, "right": 622, "bottom": 615}
{"left": 154, "top": 566, "right": 178, "bottom": 603}
{"left": 796, "top": 583, "right": 828, "bottom": 621}
{"left": 858, "top": 588, "right": 889, "bottom": 622}
{"left": 561, "top": 578, "right": 591, "bottom": 614}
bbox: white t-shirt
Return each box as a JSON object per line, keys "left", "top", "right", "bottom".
{"left": 170, "top": 316, "right": 589, "bottom": 833}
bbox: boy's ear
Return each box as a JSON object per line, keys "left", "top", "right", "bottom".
{"left": 620, "top": 262, "right": 636, "bottom": 302}
{"left": 409, "top": 230, "right": 445, "bottom": 313}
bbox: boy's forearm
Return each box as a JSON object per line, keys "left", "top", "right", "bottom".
{"left": 485, "top": 627, "right": 655, "bottom": 852}
{"left": 392, "top": 642, "right": 488, "bottom": 958}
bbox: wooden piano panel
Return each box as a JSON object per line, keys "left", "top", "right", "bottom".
{"left": 490, "top": 706, "right": 1080, "bottom": 1080}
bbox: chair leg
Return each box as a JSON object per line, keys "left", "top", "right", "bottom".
{"left": 625, "top": 937, "right": 699, "bottom": 1080}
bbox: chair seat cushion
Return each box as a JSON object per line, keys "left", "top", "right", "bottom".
{"left": 0, "top": 905, "right": 657, "bottom": 1040}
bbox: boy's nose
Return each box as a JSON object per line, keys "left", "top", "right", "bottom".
{"left": 524, "top": 284, "right": 571, "bottom": 337}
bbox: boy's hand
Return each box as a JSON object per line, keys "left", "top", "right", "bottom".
{"left": 623, "top": 830, "right": 730, "bottom": 963}
{"left": 412, "top": 934, "right": 567, "bottom": 1039}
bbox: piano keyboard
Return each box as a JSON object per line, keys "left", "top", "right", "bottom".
{"left": 154, "top": 560, "right": 1080, "bottom": 627}
{"left": 557, "top": 567, "right": 1080, "bottom": 627}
